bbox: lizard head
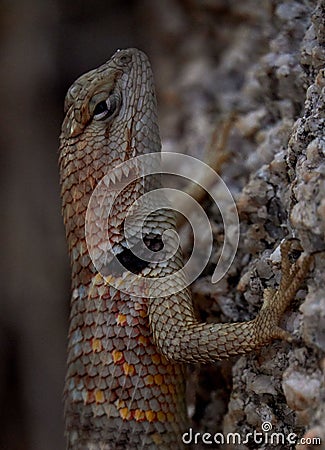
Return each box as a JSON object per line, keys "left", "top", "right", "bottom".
{"left": 59, "top": 48, "right": 161, "bottom": 162}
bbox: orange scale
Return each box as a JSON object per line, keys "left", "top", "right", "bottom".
{"left": 112, "top": 349, "right": 124, "bottom": 364}
{"left": 138, "top": 309, "right": 147, "bottom": 318}
{"left": 119, "top": 407, "right": 132, "bottom": 420}
{"left": 144, "top": 374, "right": 154, "bottom": 386}
{"left": 94, "top": 389, "right": 105, "bottom": 404}
{"left": 151, "top": 353, "right": 161, "bottom": 365}
{"left": 137, "top": 335, "right": 149, "bottom": 346}
{"left": 116, "top": 313, "right": 127, "bottom": 326}
{"left": 160, "top": 384, "right": 169, "bottom": 394}
{"left": 134, "top": 409, "right": 146, "bottom": 422}
{"left": 123, "top": 362, "right": 135, "bottom": 376}
{"left": 145, "top": 410, "right": 156, "bottom": 422}
{"left": 91, "top": 338, "right": 102, "bottom": 353}
{"left": 154, "top": 374, "right": 163, "bottom": 385}
{"left": 157, "top": 411, "right": 167, "bottom": 422}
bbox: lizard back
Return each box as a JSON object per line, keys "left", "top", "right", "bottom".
{"left": 59, "top": 48, "right": 188, "bottom": 449}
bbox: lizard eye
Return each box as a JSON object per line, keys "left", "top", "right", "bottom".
{"left": 93, "top": 95, "right": 118, "bottom": 121}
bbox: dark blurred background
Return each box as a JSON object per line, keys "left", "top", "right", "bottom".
{"left": 0, "top": 2, "right": 161, "bottom": 448}
{"left": 1, "top": 1, "right": 299, "bottom": 449}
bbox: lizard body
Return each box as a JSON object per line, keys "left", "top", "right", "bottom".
{"left": 59, "top": 48, "right": 311, "bottom": 449}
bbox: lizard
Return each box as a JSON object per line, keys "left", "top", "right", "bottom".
{"left": 59, "top": 48, "right": 312, "bottom": 449}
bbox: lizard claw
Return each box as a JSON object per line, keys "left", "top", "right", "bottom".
{"left": 272, "top": 326, "right": 293, "bottom": 343}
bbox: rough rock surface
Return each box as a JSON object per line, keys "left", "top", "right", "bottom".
{"left": 147, "top": 0, "right": 324, "bottom": 448}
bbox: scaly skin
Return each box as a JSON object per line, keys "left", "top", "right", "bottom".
{"left": 59, "top": 48, "right": 312, "bottom": 449}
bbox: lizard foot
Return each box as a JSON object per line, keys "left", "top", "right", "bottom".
{"left": 256, "top": 239, "right": 312, "bottom": 343}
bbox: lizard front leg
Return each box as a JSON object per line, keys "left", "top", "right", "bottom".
{"left": 149, "top": 240, "right": 312, "bottom": 362}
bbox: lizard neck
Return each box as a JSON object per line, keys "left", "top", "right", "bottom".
{"left": 59, "top": 137, "right": 161, "bottom": 287}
